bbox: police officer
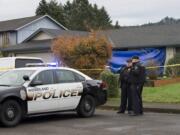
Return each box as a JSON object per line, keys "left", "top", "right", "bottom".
{"left": 117, "top": 59, "right": 133, "bottom": 114}
{"left": 129, "top": 56, "right": 146, "bottom": 116}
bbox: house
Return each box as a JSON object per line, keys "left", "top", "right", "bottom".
{"left": 103, "top": 24, "right": 180, "bottom": 71}
{"left": 0, "top": 15, "right": 180, "bottom": 70}
{"left": 0, "top": 15, "right": 67, "bottom": 47}
{"left": 0, "top": 28, "right": 88, "bottom": 62}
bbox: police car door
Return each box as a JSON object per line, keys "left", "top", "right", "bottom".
{"left": 27, "top": 70, "right": 58, "bottom": 114}
{"left": 54, "top": 69, "right": 83, "bottom": 111}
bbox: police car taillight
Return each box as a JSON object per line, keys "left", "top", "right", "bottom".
{"left": 100, "top": 81, "right": 107, "bottom": 90}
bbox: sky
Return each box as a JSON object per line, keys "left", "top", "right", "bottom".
{"left": 0, "top": 0, "right": 180, "bottom": 26}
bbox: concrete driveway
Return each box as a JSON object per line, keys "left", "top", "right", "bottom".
{"left": 1, "top": 110, "right": 180, "bottom": 135}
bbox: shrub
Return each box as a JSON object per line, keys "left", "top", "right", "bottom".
{"left": 166, "top": 53, "right": 180, "bottom": 77}
{"left": 100, "top": 70, "right": 119, "bottom": 98}
{"left": 146, "top": 60, "right": 159, "bottom": 80}
{"left": 79, "top": 69, "right": 103, "bottom": 79}
{"left": 51, "top": 32, "right": 112, "bottom": 69}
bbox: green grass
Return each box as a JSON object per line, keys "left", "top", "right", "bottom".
{"left": 108, "top": 83, "right": 180, "bottom": 104}
{"left": 143, "top": 83, "right": 180, "bottom": 103}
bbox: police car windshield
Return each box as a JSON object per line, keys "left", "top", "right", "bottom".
{"left": 0, "top": 70, "right": 35, "bottom": 86}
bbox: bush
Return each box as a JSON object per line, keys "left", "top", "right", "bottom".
{"left": 146, "top": 60, "right": 159, "bottom": 80}
{"left": 79, "top": 69, "right": 103, "bottom": 79}
{"left": 100, "top": 70, "right": 119, "bottom": 98}
{"left": 52, "top": 32, "right": 112, "bottom": 69}
{"left": 166, "top": 54, "right": 180, "bottom": 77}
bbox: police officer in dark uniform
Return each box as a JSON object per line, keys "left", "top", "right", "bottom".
{"left": 117, "top": 59, "right": 133, "bottom": 114}
{"left": 129, "top": 56, "right": 146, "bottom": 116}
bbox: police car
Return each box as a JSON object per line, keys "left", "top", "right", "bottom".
{"left": 0, "top": 67, "right": 107, "bottom": 127}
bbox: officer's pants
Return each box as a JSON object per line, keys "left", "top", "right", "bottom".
{"left": 130, "top": 84, "right": 143, "bottom": 114}
{"left": 119, "top": 83, "right": 132, "bottom": 112}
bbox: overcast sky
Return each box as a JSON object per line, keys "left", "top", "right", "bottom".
{"left": 0, "top": 0, "right": 180, "bottom": 26}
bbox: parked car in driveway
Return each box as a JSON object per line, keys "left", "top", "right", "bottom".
{"left": 0, "top": 67, "right": 107, "bottom": 127}
{"left": 0, "top": 57, "right": 44, "bottom": 73}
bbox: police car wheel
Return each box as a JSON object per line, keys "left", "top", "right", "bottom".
{"left": 77, "top": 95, "right": 95, "bottom": 117}
{"left": 0, "top": 100, "right": 22, "bottom": 127}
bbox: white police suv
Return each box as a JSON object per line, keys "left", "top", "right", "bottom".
{"left": 0, "top": 67, "right": 107, "bottom": 127}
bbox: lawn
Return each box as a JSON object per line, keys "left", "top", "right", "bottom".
{"left": 108, "top": 83, "right": 180, "bottom": 104}
{"left": 143, "top": 83, "right": 180, "bottom": 103}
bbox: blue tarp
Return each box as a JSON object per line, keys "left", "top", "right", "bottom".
{"left": 109, "top": 48, "right": 166, "bottom": 74}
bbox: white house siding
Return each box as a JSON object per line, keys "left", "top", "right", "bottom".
{"left": 17, "top": 17, "right": 63, "bottom": 43}
{"left": 15, "top": 52, "right": 55, "bottom": 63}
{"left": 165, "top": 47, "right": 176, "bottom": 64}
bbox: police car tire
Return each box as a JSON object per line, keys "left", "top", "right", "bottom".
{"left": 77, "top": 95, "right": 95, "bottom": 117}
{"left": 0, "top": 100, "right": 22, "bottom": 127}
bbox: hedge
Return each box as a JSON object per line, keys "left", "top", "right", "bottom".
{"left": 100, "top": 70, "right": 119, "bottom": 98}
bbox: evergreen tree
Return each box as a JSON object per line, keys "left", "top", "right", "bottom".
{"left": 36, "top": 0, "right": 66, "bottom": 26}
{"left": 114, "top": 21, "right": 120, "bottom": 29}
{"left": 36, "top": 0, "right": 113, "bottom": 30}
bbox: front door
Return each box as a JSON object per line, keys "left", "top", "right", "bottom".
{"left": 26, "top": 70, "right": 58, "bottom": 114}
{"left": 53, "top": 69, "right": 83, "bottom": 110}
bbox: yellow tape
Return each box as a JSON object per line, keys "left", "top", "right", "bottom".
{"left": 78, "top": 64, "right": 180, "bottom": 71}
{"left": 79, "top": 69, "right": 104, "bottom": 71}
{"left": 0, "top": 67, "right": 13, "bottom": 71}
{"left": 146, "top": 64, "right": 180, "bottom": 69}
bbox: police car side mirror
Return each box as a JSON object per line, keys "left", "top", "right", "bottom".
{"left": 30, "top": 80, "right": 43, "bottom": 87}
{"left": 23, "top": 75, "right": 30, "bottom": 81}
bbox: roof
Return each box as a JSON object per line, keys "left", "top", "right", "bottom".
{"left": 0, "top": 40, "right": 52, "bottom": 53}
{"left": 0, "top": 29, "right": 89, "bottom": 53}
{"left": 0, "top": 15, "right": 67, "bottom": 32}
{"left": 104, "top": 23, "right": 180, "bottom": 49}
{"left": 2, "top": 23, "right": 180, "bottom": 53}
{"left": 24, "top": 28, "right": 89, "bottom": 42}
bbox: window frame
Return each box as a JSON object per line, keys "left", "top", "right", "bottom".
{"left": 54, "top": 69, "right": 86, "bottom": 84}
{"left": 30, "top": 70, "right": 55, "bottom": 86}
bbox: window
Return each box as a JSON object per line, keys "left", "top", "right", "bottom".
{"left": 15, "top": 59, "right": 43, "bottom": 68}
{"left": 2, "top": 32, "right": 9, "bottom": 46}
{"left": 55, "top": 70, "right": 76, "bottom": 83}
{"left": 0, "top": 70, "right": 35, "bottom": 86}
{"left": 32, "top": 70, "right": 54, "bottom": 85}
{"left": 74, "top": 73, "right": 85, "bottom": 82}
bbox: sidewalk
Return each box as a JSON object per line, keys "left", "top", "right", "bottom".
{"left": 99, "top": 101, "right": 180, "bottom": 114}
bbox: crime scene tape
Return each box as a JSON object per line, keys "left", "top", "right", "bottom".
{"left": 78, "top": 64, "right": 180, "bottom": 71}
{"left": 0, "top": 67, "right": 13, "bottom": 71}
{"left": 146, "top": 64, "right": 180, "bottom": 69}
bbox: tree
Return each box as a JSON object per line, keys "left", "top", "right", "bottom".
{"left": 36, "top": 0, "right": 66, "bottom": 26}
{"left": 51, "top": 32, "right": 112, "bottom": 69}
{"left": 63, "top": 1, "right": 112, "bottom": 30}
{"left": 114, "top": 21, "right": 120, "bottom": 29}
{"left": 36, "top": 0, "right": 113, "bottom": 31}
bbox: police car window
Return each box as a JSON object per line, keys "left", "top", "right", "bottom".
{"left": 55, "top": 70, "right": 76, "bottom": 83}
{"left": 0, "top": 70, "right": 35, "bottom": 86}
{"left": 33, "top": 70, "right": 54, "bottom": 85}
{"left": 74, "top": 73, "right": 85, "bottom": 82}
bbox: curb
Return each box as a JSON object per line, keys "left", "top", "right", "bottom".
{"left": 98, "top": 105, "right": 180, "bottom": 114}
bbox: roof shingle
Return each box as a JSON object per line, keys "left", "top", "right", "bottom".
{"left": 0, "top": 16, "right": 43, "bottom": 32}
